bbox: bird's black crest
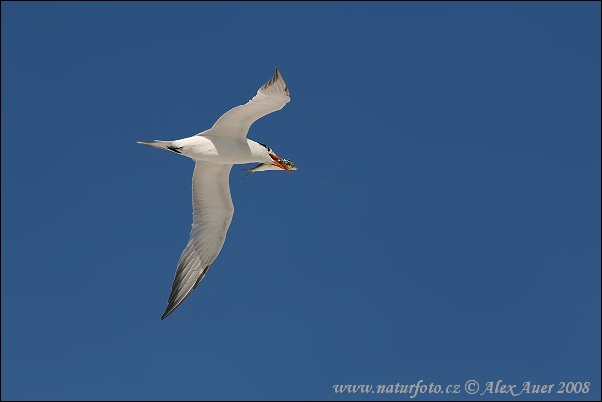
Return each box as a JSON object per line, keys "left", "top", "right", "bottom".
{"left": 257, "top": 142, "right": 272, "bottom": 153}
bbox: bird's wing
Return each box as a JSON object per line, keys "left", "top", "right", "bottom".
{"left": 203, "top": 67, "right": 290, "bottom": 139}
{"left": 161, "top": 161, "right": 234, "bottom": 320}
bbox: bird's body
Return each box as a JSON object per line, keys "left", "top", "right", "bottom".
{"left": 155, "top": 135, "right": 274, "bottom": 165}
{"left": 138, "top": 67, "right": 296, "bottom": 320}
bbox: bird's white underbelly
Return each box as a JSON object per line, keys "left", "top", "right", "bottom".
{"left": 174, "top": 136, "right": 260, "bottom": 165}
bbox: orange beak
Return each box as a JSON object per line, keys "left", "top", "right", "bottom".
{"left": 270, "top": 153, "right": 292, "bottom": 172}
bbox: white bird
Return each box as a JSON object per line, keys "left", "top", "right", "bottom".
{"left": 138, "top": 67, "right": 297, "bottom": 320}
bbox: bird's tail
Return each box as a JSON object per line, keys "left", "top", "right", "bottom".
{"left": 137, "top": 140, "right": 182, "bottom": 154}
{"left": 137, "top": 140, "right": 172, "bottom": 150}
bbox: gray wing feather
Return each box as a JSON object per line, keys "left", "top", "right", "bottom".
{"left": 203, "top": 67, "right": 290, "bottom": 139}
{"left": 161, "top": 161, "right": 234, "bottom": 320}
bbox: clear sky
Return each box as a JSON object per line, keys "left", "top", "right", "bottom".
{"left": 1, "top": 2, "right": 600, "bottom": 400}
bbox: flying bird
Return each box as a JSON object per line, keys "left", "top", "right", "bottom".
{"left": 138, "top": 67, "right": 297, "bottom": 320}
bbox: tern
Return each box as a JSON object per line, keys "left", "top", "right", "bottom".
{"left": 138, "top": 67, "right": 297, "bottom": 320}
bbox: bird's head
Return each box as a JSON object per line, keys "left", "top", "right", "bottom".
{"left": 258, "top": 142, "right": 298, "bottom": 172}
{"left": 244, "top": 142, "right": 298, "bottom": 178}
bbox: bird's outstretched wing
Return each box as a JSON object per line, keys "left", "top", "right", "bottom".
{"left": 161, "top": 161, "right": 234, "bottom": 320}
{"left": 203, "top": 67, "right": 290, "bottom": 139}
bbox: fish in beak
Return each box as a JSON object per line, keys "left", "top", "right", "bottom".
{"left": 243, "top": 155, "right": 298, "bottom": 179}
{"left": 269, "top": 153, "right": 297, "bottom": 172}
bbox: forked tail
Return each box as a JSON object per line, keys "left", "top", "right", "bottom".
{"left": 137, "top": 140, "right": 182, "bottom": 154}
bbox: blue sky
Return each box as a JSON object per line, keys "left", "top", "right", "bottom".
{"left": 1, "top": 2, "right": 600, "bottom": 400}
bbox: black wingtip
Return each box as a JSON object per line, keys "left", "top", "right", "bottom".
{"left": 161, "top": 304, "right": 175, "bottom": 320}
